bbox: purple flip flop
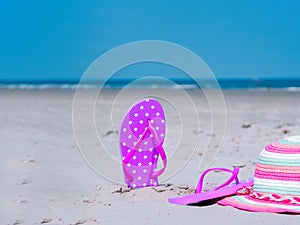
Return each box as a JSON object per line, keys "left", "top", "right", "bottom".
{"left": 119, "top": 98, "right": 167, "bottom": 188}
{"left": 168, "top": 167, "right": 254, "bottom": 205}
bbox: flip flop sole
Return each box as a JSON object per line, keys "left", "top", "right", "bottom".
{"left": 168, "top": 179, "right": 254, "bottom": 205}
{"left": 120, "top": 98, "right": 166, "bottom": 188}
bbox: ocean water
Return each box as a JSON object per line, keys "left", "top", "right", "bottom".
{"left": 0, "top": 77, "right": 300, "bottom": 90}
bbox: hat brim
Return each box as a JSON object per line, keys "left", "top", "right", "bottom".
{"left": 218, "top": 195, "right": 300, "bottom": 214}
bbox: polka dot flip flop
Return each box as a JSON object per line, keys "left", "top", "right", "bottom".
{"left": 119, "top": 98, "right": 167, "bottom": 188}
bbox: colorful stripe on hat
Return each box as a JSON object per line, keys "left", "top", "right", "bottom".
{"left": 218, "top": 136, "right": 300, "bottom": 213}
{"left": 218, "top": 195, "right": 300, "bottom": 213}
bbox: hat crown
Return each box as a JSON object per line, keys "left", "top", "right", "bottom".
{"left": 254, "top": 136, "right": 300, "bottom": 196}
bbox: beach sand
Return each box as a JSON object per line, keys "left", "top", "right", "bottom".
{"left": 1, "top": 88, "right": 300, "bottom": 225}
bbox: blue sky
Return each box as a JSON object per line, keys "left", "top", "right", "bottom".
{"left": 0, "top": 0, "right": 300, "bottom": 82}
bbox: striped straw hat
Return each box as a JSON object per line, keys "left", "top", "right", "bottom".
{"left": 218, "top": 135, "right": 300, "bottom": 213}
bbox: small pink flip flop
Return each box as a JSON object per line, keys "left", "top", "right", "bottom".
{"left": 119, "top": 98, "right": 167, "bottom": 188}
{"left": 168, "top": 167, "right": 254, "bottom": 205}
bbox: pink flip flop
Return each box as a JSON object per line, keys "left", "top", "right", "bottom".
{"left": 119, "top": 98, "right": 167, "bottom": 188}
{"left": 168, "top": 167, "right": 254, "bottom": 205}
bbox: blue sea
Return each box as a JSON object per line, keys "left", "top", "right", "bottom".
{"left": 1, "top": 77, "right": 300, "bottom": 90}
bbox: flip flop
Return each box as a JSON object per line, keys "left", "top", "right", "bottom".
{"left": 119, "top": 98, "right": 167, "bottom": 188}
{"left": 168, "top": 167, "right": 254, "bottom": 205}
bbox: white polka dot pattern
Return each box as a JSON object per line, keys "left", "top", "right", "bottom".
{"left": 119, "top": 98, "right": 166, "bottom": 188}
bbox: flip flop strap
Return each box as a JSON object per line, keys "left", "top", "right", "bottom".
{"left": 148, "top": 122, "right": 167, "bottom": 179}
{"left": 122, "top": 120, "right": 167, "bottom": 181}
{"left": 195, "top": 167, "right": 240, "bottom": 193}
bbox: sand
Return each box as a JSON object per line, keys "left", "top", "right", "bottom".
{"left": 1, "top": 88, "right": 300, "bottom": 225}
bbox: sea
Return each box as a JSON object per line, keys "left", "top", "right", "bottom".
{"left": 0, "top": 77, "right": 300, "bottom": 90}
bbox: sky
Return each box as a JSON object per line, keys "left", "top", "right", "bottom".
{"left": 0, "top": 0, "right": 300, "bottom": 82}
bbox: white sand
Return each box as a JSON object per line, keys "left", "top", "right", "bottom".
{"left": 1, "top": 88, "right": 300, "bottom": 225}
